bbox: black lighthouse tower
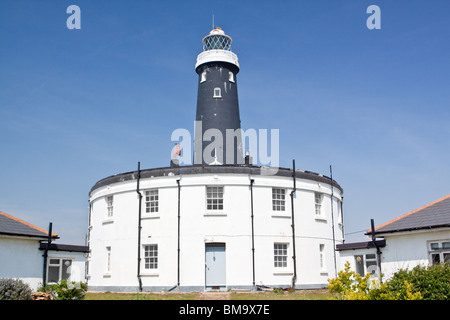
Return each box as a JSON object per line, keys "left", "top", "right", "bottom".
{"left": 194, "top": 28, "right": 244, "bottom": 165}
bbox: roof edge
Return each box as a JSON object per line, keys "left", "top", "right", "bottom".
{"left": 368, "top": 224, "right": 450, "bottom": 236}
{"left": 39, "top": 243, "right": 89, "bottom": 253}
{"left": 89, "top": 164, "right": 344, "bottom": 196}
{"left": 367, "top": 194, "right": 450, "bottom": 235}
{"left": 336, "top": 239, "right": 386, "bottom": 251}
{"left": 0, "top": 211, "right": 58, "bottom": 238}
{"left": 0, "top": 232, "right": 54, "bottom": 240}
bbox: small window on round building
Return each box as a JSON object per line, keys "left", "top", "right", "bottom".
{"left": 213, "top": 87, "right": 222, "bottom": 98}
{"left": 228, "top": 71, "right": 234, "bottom": 83}
{"left": 201, "top": 71, "right": 206, "bottom": 83}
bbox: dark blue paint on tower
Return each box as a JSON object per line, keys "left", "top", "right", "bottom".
{"left": 194, "top": 28, "right": 244, "bottom": 165}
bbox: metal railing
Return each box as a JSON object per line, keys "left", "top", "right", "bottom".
{"left": 196, "top": 50, "right": 239, "bottom": 68}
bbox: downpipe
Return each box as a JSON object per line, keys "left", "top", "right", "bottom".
{"left": 136, "top": 162, "right": 143, "bottom": 292}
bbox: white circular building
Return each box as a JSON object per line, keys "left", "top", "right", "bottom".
{"left": 86, "top": 28, "right": 345, "bottom": 292}
{"left": 87, "top": 166, "right": 343, "bottom": 292}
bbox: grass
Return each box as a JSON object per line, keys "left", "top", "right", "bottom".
{"left": 231, "top": 289, "right": 335, "bottom": 300}
{"left": 86, "top": 292, "right": 200, "bottom": 300}
{"left": 85, "top": 289, "right": 335, "bottom": 300}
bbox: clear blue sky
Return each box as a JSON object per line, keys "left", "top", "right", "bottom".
{"left": 1, "top": 0, "right": 449, "bottom": 244}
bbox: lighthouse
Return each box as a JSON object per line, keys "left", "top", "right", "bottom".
{"left": 193, "top": 28, "right": 244, "bottom": 165}
{"left": 87, "top": 27, "right": 345, "bottom": 293}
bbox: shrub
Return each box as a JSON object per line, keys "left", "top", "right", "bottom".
{"left": 0, "top": 278, "right": 32, "bottom": 300}
{"left": 39, "top": 280, "right": 88, "bottom": 300}
{"left": 370, "top": 280, "right": 422, "bottom": 300}
{"left": 327, "top": 261, "right": 422, "bottom": 300}
{"left": 384, "top": 263, "right": 450, "bottom": 300}
{"left": 327, "top": 261, "right": 373, "bottom": 300}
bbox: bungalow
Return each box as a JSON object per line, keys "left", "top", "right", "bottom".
{"left": 337, "top": 194, "right": 450, "bottom": 280}
{"left": 0, "top": 210, "right": 89, "bottom": 291}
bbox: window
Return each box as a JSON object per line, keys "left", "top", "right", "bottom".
{"left": 228, "top": 71, "right": 234, "bottom": 82}
{"left": 145, "top": 189, "right": 158, "bottom": 213}
{"left": 315, "top": 193, "right": 323, "bottom": 216}
{"left": 429, "top": 240, "right": 450, "bottom": 265}
{"left": 144, "top": 244, "right": 158, "bottom": 269}
{"left": 319, "top": 244, "right": 325, "bottom": 270}
{"left": 206, "top": 186, "right": 224, "bottom": 210}
{"left": 365, "top": 254, "right": 378, "bottom": 275}
{"left": 106, "top": 196, "right": 113, "bottom": 218}
{"left": 201, "top": 71, "right": 206, "bottom": 83}
{"left": 272, "top": 188, "right": 286, "bottom": 211}
{"left": 354, "top": 253, "right": 378, "bottom": 276}
{"left": 47, "top": 258, "right": 72, "bottom": 283}
{"left": 203, "top": 34, "right": 232, "bottom": 51}
{"left": 355, "top": 255, "right": 365, "bottom": 276}
{"left": 213, "top": 87, "right": 222, "bottom": 98}
{"left": 106, "top": 246, "right": 111, "bottom": 273}
{"left": 274, "top": 243, "right": 288, "bottom": 268}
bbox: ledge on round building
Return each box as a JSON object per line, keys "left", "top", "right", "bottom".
{"left": 90, "top": 165, "right": 343, "bottom": 196}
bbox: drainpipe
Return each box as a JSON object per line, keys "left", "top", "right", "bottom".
{"left": 136, "top": 162, "right": 143, "bottom": 292}
{"left": 341, "top": 197, "right": 345, "bottom": 243}
{"left": 176, "top": 178, "right": 181, "bottom": 290}
{"left": 42, "top": 222, "right": 53, "bottom": 288}
{"left": 370, "top": 219, "right": 382, "bottom": 283}
{"left": 290, "top": 160, "right": 297, "bottom": 289}
{"left": 167, "top": 176, "right": 183, "bottom": 294}
{"left": 86, "top": 200, "right": 92, "bottom": 286}
{"left": 330, "top": 165, "right": 337, "bottom": 277}
{"left": 249, "top": 178, "right": 256, "bottom": 291}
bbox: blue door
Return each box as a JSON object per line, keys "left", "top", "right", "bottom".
{"left": 205, "top": 243, "right": 226, "bottom": 289}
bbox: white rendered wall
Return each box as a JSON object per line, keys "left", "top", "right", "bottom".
{"left": 88, "top": 172, "right": 344, "bottom": 291}
{"left": 338, "top": 247, "right": 378, "bottom": 276}
{"left": 380, "top": 229, "right": 450, "bottom": 280}
{"left": 0, "top": 236, "right": 44, "bottom": 291}
{"left": 0, "top": 235, "right": 86, "bottom": 291}
{"left": 47, "top": 250, "right": 87, "bottom": 284}
{"left": 88, "top": 181, "right": 140, "bottom": 290}
{"left": 252, "top": 175, "right": 343, "bottom": 287}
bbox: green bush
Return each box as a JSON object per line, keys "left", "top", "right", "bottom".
{"left": 327, "top": 261, "right": 422, "bottom": 300}
{"left": 384, "top": 263, "right": 450, "bottom": 300}
{"left": 328, "top": 261, "right": 378, "bottom": 300}
{"left": 0, "top": 278, "right": 32, "bottom": 300}
{"left": 370, "top": 280, "right": 422, "bottom": 300}
{"left": 39, "top": 280, "right": 88, "bottom": 300}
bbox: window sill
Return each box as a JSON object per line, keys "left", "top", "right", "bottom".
{"left": 315, "top": 216, "right": 327, "bottom": 222}
{"left": 320, "top": 270, "right": 328, "bottom": 275}
{"left": 273, "top": 271, "right": 293, "bottom": 276}
{"left": 204, "top": 212, "right": 227, "bottom": 217}
{"left": 140, "top": 272, "right": 159, "bottom": 277}
{"left": 271, "top": 212, "right": 291, "bottom": 218}
{"left": 142, "top": 215, "right": 160, "bottom": 220}
{"left": 102, "top": 219, "right": 114, "bottom": 225}
{"left": 103, "top": 273, "right": 112, "bottom": 278}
